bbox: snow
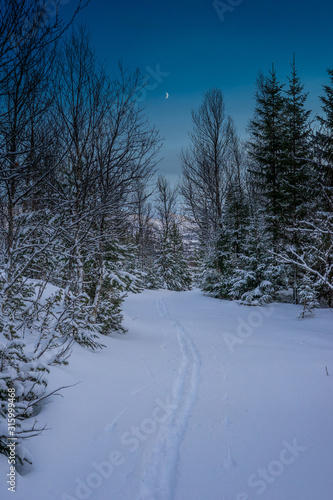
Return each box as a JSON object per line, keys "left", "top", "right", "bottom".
{"left": 1, "top": 288, "right": 333, "bottom": 500}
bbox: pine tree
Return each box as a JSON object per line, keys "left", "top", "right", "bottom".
{"left": 0, "top": 278, "right": 64, "bottom": 470}
{"left": 278, "top": 67, "right": 333, "bottom": 308}
{"left": 298, "top": 273, "right": 319, "bottom": 318}
{"left": 223, "top": 154, "right": 250, "bottom": 257}
{"left": 169, "top": 222, "right": 192, "bottom": 291}
{"left": 282, "top": 57, "right": 312, "bottom": 225}
{"left": 154, "top": 222, "right": 192, "bottom": 291}
{"left": 278, "top": 210, "right": 333, "bottom": 307}
{"left": 248, "top": 66, "right": 286, "bottom": 248}
{"left": 233, "top": 169, "right": 287, "bottom": 305}
{"left": 198, "top": 228, "right": 232, "bottom": 298}
{"left": 235, "top": 211, "right": 277, "bottom": 305}
{"left": 317, "top": 67, "right": 333, "bottom": 207}
{"left": 87, "top": 238, "right": 144, "bottom": 336}
{"left": 282, "top": 57, "right": 313, "bottom": 302}
{"left": 199, "top": 183, "right": 250, "bottom": 300}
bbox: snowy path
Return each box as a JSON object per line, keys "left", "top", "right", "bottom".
{"left": 2, "top": 289, "right": 333, "bottom": 500}
{"left": 138, "top": 297, "right": 201, "bottom": 499}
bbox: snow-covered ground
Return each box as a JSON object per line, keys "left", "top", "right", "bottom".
{"left": 1, "top": 289, "right": 333, "bottom": 500}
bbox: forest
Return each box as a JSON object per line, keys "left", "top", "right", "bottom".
{"left": 0, "top": 0, "right": 332, "bottom": 471}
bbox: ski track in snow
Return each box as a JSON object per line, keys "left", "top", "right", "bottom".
{"left": 137, "top": 295, "right": 201, "bottom": 500}
{"left": 214, "top": 347, "right": 235, "bottom": 470}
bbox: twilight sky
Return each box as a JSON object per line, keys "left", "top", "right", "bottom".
{"left": 62, "top": 0, "right": 333, "bottom": 184}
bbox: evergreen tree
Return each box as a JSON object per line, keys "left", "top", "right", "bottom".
{"left": 154, "top": 222, "right": 192, "bottom": 291}
{"left": 278, "top": 67, "right": 333, "bottom": 308}
{"left": 230, "top": 211, "right": 268, "bottom": 303}
{"left": 282, "top": 57, "right": 312, "bottom": 226}
{"left": 169, "top": 222, "right": 192, "bottom": 290}
{"left": 317, "top": 67, "right": 333, "bottom": 207}
{"left": 282, "top": 57, "right": 313, "bottom": 302}
{"left": 279, "top": 210, "right": 333, "bottom": 307}
{"left": 0, "top": 277, "right": 73, "bottom": 470}
{"left": 198, "top": 228, "right": 232, "bottom": 298}
{"left": 199, "top": 179, "right": 250, "bottom": 300}
{"left": 153, "top": 176, "right": 192, "bottom": 291}
{"left": 223, "top": 172, "right": 250, "bottom": 261}
{"left": 232, "top": 208, "right": 282, "bottom": 305}
{"left": 248, "top": 67, "right": 286, "bottom": 248}
{"left": 298, "top": 273, "right": 319, "bottom": 318}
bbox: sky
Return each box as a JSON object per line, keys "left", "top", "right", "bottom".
{"left": 61, "top": 0, "right": 333, "bottom": 185}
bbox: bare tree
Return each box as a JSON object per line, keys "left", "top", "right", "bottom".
{"left": 129, "top": 180, "right": 155, "bottom": 270}
{"left": 155, "top": 175, "right": 178, "bottom": 241}
{"left": 0, "top": 1, "right": 88, "bottom": 290}
{"left": 0, "top": 0, "right": 89, "bottom": 470}
{"left": 51, "top": 28, "right": 161, "bottom": 328}
{"left": 180, "top": 88, "right": 234, "bottom": 243}
{"left": 0, "top": 1, "right": 87, "bottom": 108}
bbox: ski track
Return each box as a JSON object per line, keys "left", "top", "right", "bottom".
{"left": 214, "top": 344, "right": 233, "bottom": 468}
{"left": 137, "top": 295, "right": 201, "bottom": 500}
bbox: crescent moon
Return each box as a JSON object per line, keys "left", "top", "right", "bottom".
{"left": 165, "top": 92, "right": 169, "bottom": 99}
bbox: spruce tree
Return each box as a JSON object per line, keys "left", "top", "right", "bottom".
{"left": 198, "top": 230, "right": 232, "bottom": 298}
{"left": 168, "top": 223, "right": 192, "bottom": 290}
{"left": 279, "top": 67, "right": 333, "bottom": 308}
{"left": 201, "top": 178, "right": 250, "bottom": 300}
{"left": 248, "top": 66, "right": 286, "bottom": 249}
{"left": 282, "top": 57, "right": 312, "bottom": 226}
{"left": 317, "top": 67, "right": 333, "bottom": 206}
{"left": 154, "top": 222, "right": 192, "bottom": 291}
{"left": 298, "top": 274, "right": 319, "bottom": 318}
{"left": 235, "top": 210, "right": 278, "bottom": 305}
{"left": 223, "top": 177, "right": 250, "bottom": 260}
{"left": 282, "top": 57, "right": 312, "bottom": 302}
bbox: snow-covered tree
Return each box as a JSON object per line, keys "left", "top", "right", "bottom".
{"left": 154, "top": 222, "right": 192, "bottom": 291}
{"left": 278, "top": 211, "right": 333, "bottom": 307}
{"left": 282, "top": 57, "right": 312, "bottom": 227}
{"left": 153, "top": 176, "right": 192, "bottom": 291}
{"left": 248, "top": 67, "right": 286, "bottom": 249}
{"left": 317, "top": 67, "right": 333, "bottom": 209}
{"left": 298, "top": 273, "right": 319, "bottom": 318}
{"left": 52, "top": 28, "right": 160, "bottom": 337}
{"left": 0, "top": 2, "right": 160, "bottom": 469}
{"left": 280, "top": 58, "right": 313, "bottom": 302}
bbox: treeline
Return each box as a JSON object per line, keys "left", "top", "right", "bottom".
{"left": 181, "top": 60, "right": 333, "bottom": 316}
{"left": 0, "top": 1, "right": 191, "bottom": 469}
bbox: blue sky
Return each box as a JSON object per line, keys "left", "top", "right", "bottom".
{"left": 62, "top": 0, "right": 333, "bottom": 183}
